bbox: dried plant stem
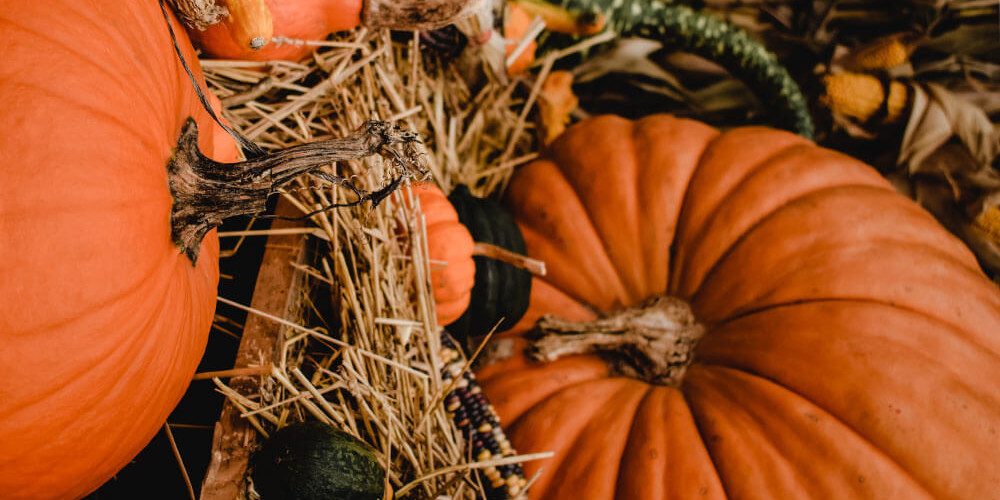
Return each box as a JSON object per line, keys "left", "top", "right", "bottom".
{"left": 394, "top": 452, "right": 555, "bottom": 497}
{"left": 166, "top": 0, "right": 226, "bottom": 30}
{"left": 192, "top": 365, "right": 274, "bottom": 380}
{"left": 532, "top": 295, "right": 704, "bottom": 387}
{"left": 473, "top": 242, "right": 547, "bottom": 276}
{"left": 218, "top": 296, "right": 430, "bottom": 379}
{"left": 163, "top": 424, "right": 197, "bottom": 500}
{"left": 169, "top": 119, "right": 424, "bottom": 263}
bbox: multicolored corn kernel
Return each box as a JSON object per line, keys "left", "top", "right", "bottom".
{"left": 439, "top": 336, "right": 526, "bottom": 499}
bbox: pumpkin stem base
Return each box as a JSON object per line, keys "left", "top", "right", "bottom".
{"left": 168, "top": 118, "right": 426, "bottom": 264}
{"left": 530, "top": 295, "right": 703, "bottom": 387}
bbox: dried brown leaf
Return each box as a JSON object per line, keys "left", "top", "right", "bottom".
{"left": 913, "top": 175, "right": 1000, "bottom": 275}
{"left": 923, "top": 23, "right": 1000, "bottom": 57}
{"left": 899, "top": 82, "right": 999, "bottom": 172}
{"left": 689, "top": 79, "right": 758, "bottom": 114}
{"left": 571, "top": 38, "right": 686, "bottom": 91}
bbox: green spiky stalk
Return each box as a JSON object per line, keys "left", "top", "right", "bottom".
{"left": 540, "top": 0, "right": 815, "bottom": 139}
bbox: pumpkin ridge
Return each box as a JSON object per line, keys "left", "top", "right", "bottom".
{"left": 3, "top": 16, "right": 173, "bottom": 118}
{"left": 684, "top": 365, "right": 936, "bottom": 498}
{"left": 505, "top": 366, "right": 613, "bottom": 429}
{"left": 5, "top": 82, "right": 163, "bottom": 155}
{"left": 543, "top": 117, "right": 645, "bottom": 305}
{"left": 688, "top": 183, "right": 893, "bottom": 305}
{"left": 541, "top": 379, "right": 650, "bottom": 498}
{"left": 8, "top": 257, "right": 202, "bottom": 410}
{"left": 4, "top": 244, "right": 184, "bottom": 334}
{"left": 547, "top": 161, "right": 637, "bottom": 307}
{"left": 663, "top": 131, "right": 723, "bottom": 296}
{"left": 683, "top": 367, "right": 806, "bottom": 497}
{"left": 697, "top": 232, "right": 1000, "bottom": 341}
{"left": 631, "top": 117, "right": 719, "bottom": 299}
{"left": 614, "top": 386, "right": 726, "bottom": 500}
{"left": 669, "top": 137, "right": 808, "bottom": 296}
{"left": 706, "top": 283, "right": 1000, "bottom": 356}
{"left": 612, "top": 386, "right": 656, "bottom": 500}
{"left": 507, "top": 377, "right": 633, "bottom": 494}
{"left": 517, "top": 223, "right": 625, "bottom": 310}
{"left": 697, "top": 300, "right": 1000, "bottom": 394}
{"left": 692, "top": 303, "right": 1000, "bottom": 498}
{"left": 576, "top": 120, "right": 645, "bottom": 304}
{"left": 678, "top": 148, "right": 895, "bottom": 298}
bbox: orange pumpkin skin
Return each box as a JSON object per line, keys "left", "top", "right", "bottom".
{"left": 478, "top": 115, "right": 1000, "bottom": 499}
{"left": 188, "top": 0, "right": 363, "bottom": 60}
{"left": 411, "top": 185, "right": 476, "bottom": 325}
{"left": 0, "top": 2, "right": 238, "bottom": 499}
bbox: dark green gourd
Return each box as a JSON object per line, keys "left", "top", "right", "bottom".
{"left": 251, "top": 422, "right": 385, "bottom": 500}
{"left": 446, "top": 185, "right": 532, "bottom": 341}
{"left": 536, "top": 0, "right": 815, "bottom": 139}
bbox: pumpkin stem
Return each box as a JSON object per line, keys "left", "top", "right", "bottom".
{"left": 168, "top": 118, "right": 427, "bottom": 264}
{"left": 362, "top": 0, "right": 487, "bottom": 31}
{"left": 166, "top": 0, "right": 228, "bottom": 30}
{"left": 472, "top": 242, "right": 547, "bottom": 276}
{"left": 530, "top": 295, "right": 703, "bottom": 387}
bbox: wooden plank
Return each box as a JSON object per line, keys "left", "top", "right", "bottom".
{"left": 200, "top": 199, "right": 308, "bottom": 500}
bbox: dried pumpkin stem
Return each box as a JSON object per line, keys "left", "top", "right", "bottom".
{"left": 472, "top": 242, "right": 547, "bottom": 276}
{"left": 168, "top": 118, "right": 426, "bottom": 264}
{"left": 530, "top": 295, "right": 703, "bottom": 387}
{"left": 166, "top": 0, "right": 228, "bottom": 30}
{"left": 362, "top": 0, "right": 487, "bottom": 31}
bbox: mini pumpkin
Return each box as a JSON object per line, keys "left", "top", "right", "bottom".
{"left": 478, "top": 114, "right": 1000, "bottom": 499}
{"left": 413, "top": 184, "right": 477, "bottom": 325}
{"left": 0, "top": 1, "right": 238, "bottom": 498}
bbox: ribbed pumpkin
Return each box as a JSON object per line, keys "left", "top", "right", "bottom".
{"left": 0, "top": 2, "right": 238, "bottom": 499}
{"left": 478, "top": 114, "right": 1000, "bottom": 499}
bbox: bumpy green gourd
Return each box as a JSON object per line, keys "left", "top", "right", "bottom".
{"left": 251, "top": 422, "right": 385, "bottom": 500}
{"left": 446, "top": 185, "right": 532, "bottom": 341}
{"left": 538, "top": 0, "right": 814, "bottom": 139}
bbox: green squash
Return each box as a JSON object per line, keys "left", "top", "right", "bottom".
{"left": 251, "top": 422, "right": 385, "bottom": 500}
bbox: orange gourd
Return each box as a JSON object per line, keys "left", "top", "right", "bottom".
{"left": 413, "top": 185, "right": 477, "bottom": 325}
{"left": 185, "top": 0, "right": 482, "bottom": 61}
{"left": 478, "top": 114, "right": 1000, "bottom": 499}
{"left": 0, "top": 2, "right": 238, "bottom": 498}
{"left": 189, "top": 0, "right": 363, "bottom": 60}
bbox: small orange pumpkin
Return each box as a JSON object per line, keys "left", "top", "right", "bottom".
{"left": 478, "top": 114, "right": 1000, "bottom": 499}
{"left": 413, "top": 184, "right": 477, "bottom": 325}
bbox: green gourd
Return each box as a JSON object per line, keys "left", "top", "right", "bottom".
{"left": 446, "top": 185, "right": 532, "bottom": 342}
{"left": 251, "top": 422, "right": 385, "bottom": 500}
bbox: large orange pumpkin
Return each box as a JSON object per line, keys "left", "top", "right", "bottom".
{"left": 478, "top": 114, "right": 1000, "bottom": 499}
{"left": 0, "top": 2, "right": 238, "bottom": 498}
